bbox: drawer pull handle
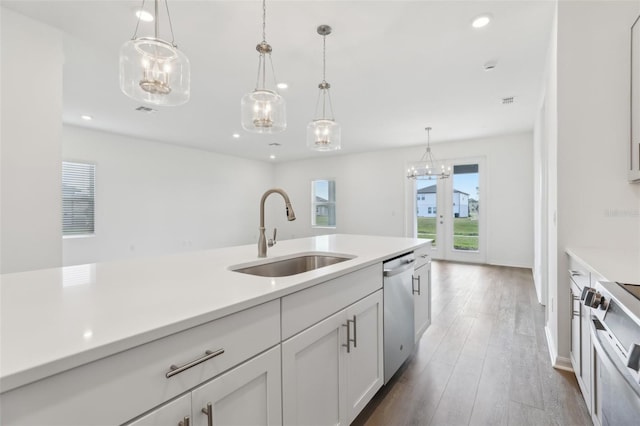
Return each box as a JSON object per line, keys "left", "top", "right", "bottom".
{"left": 166, "top": 349, "right": 225, "bottom": 378}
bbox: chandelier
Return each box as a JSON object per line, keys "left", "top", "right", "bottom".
{"left": 307, "top": 25, "right": 341, "bottom": 151}
{"left": 119, "top": 0, "right": 190, "bottom": 106}
{"left": 241, "top": 0, "right": 286, "bottom": 134}
{"left": 407, "top": 127, "right": 451, "bottom": 179}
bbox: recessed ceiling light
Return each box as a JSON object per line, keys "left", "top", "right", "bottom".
{"left": 270, "top": 154, "right": 276, "bottom": 160}
{"left": 472, "top": 14, "right": 492, "bottom": 29}
{"left": 136, "top": 10, "right": 154, "bottom": 22}
{"left": 277, "top": 83, "right": 288, "bottom": 89}
{"left": 81, "top": 114, "right": 93, "bottom": 121}
{"left": 232, "top": 133, "right": 240, "bottom": 139}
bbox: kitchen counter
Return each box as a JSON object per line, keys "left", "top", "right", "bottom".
{"left": 565, "top": 247, "right": 640, "bottom": 283}
{"left": 0, "top": 234, "right": 429, "bottom": 393}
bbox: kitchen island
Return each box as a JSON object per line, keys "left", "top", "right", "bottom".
{"left": 1, "top": 234, "right": 430, "bottom": 425}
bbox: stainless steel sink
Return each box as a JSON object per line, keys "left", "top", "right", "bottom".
{"left": 231, "top": 253, "right": 354, "bottom": 277}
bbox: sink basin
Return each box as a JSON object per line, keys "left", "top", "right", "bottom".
{"left": 231, "top": 253, "right": 354, "bottom": 277}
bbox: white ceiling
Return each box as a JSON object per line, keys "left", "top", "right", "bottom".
{"left": 2, "top": 0, "right": 555, "bottom": 162}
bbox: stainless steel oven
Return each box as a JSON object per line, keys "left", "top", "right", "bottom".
{"left": 583, "top": 281, "right": 640, "bottom": 426}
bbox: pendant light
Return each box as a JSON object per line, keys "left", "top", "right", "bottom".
{"left": 241, "top": 0, "right": 286, "bottom": 134}
{"left": 119, "top": 0, "right": 190, "bottom": 106}
{"left": 407, "top": 127, "right": 451, "bottom": 179}
{"left": 307, "top": 25, "right": 341, "bottom": 151}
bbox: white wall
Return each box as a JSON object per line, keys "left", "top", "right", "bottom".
{"left": 62, "top": 126, "right": 275, "bottom": 266}
{"left": 541, "top": 0, "right": 640, "bottom": 368}
{"left": 1, "top": 8, "right": 63, "bottom": 273}
{"left": 274, "top": 132, "right": 534, "bottom": 268}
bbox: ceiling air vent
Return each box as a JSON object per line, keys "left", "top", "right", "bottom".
{"left": 135, "top": 105, "right": 157, "bottom": 113}
{"left": 501, "top": 97, "right": 515, "bottom": 105}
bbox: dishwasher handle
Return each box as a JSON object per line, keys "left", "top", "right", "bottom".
{"left": 383, "top": 258, "right": 415, "bottom": 277}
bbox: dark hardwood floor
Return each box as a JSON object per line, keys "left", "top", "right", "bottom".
{"left": 353, "top": 261, "right": 592, "bottom": 426}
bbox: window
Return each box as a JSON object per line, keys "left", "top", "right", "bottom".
{"left": 312, "top": 179, "right": 336, "bottom": 227}
{"left": 62, "top": 161, "right": 95, "bottom": 236}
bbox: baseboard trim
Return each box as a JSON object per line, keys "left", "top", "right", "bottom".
{"left": 544, "top": 325, "right": 573, "bottom": 371}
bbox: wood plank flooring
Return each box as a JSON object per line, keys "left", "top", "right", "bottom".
{"left": 353, "top": 261, "right": 592, "bottom": 426}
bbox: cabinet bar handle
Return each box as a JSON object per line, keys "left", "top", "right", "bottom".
{"left": 342, "top": 322, "right": 351, "bottom": 353}
{"left": 350, "top": 315, "right": 357, "bottom": 348}
{"left": 166, "top": 349, "right": 225, "bottom": 378}
{"left": 201, "top": 403, "right": 213, "bottom": 426}
{"left": 178, "top": 416, "right": 190, "bottom": 426}
{"left": 412, "top": 275, "right": 421, "bottom": 295}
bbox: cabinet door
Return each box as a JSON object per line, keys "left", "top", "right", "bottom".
{"left": 569, "top": 284, "right": 581, "bottom": 373}
{"left": 191, "top": 346, "right": 282, "bottom": 426}
{"left": 345, "top": 290, "right": 384, "bottom": 423}
{"left": 282, "top": 309, "right": 348, "bottom": 426}
{"left": 579, "top": 299, "right": 592, "bottom": 411}
{"left": 413, "top": 263, "right": 431, "bottom": 342}
{"left": 127, "top": 394, "right": 191, "bottom": 426}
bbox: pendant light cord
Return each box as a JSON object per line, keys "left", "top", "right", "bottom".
{"left": 322, "top": 35, "right": 327, "bottom": 83}
{"left": 164, "top": 0, "right": 177, "bottom": 46}
{"left": 131, "top": 0, "right": 147, "bottom": 39}
{"left": 130, "top": 0, "right": 177, "bottom": 46}
{"left": 262, "top": 0, "right": 267, "bottom": 42}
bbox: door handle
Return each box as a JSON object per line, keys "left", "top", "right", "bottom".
{"left": 201, "top": 403, "right": 213, "bottom": 426}
{"left": 342, "top": 322, "right": 351, "bottom": 353}
{"left": 412, "top": 275, "right": 421, "bottom": 295}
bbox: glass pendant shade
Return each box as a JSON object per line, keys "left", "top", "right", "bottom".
{"left": 241, "top": 89, "right": 286, "bottom": 133}
{"left": 241, "top": 0, "right": 286, "bottom": 134}
{"left": 307, "top": 119, "right": 341, "bottom": 151}
{"left": 120, "top": 38, "right": 190, "bottom": 106}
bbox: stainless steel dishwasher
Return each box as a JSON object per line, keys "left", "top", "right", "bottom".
{"left": 383, "top": 251, "right": 416, "bottom": 383}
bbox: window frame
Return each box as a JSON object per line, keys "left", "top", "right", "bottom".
{"left": 62, "top": 161, "right": 96, "bottom": 237}
{"left": 311, "top": 179, "right": 336, "bottom": 228}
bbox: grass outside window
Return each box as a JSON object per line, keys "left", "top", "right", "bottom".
{"left": 417, "top": 217, "right": 479, "bottom": 251}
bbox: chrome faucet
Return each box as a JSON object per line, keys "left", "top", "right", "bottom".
{"left": 258, "top": 188, "right": 296, "bottom": 257}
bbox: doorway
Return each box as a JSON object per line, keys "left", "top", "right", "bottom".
{"left": 410, "top": 159, "right": 485, "bottom": 263}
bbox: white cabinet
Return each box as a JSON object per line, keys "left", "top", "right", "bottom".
{"left": 191, "top": 345, "right": 282, "bottom": 426}
{"left": 128, "top": 394, "right": 192, "bottom": 426}
{"left": 128, "top": 346, "right": 281, "bottom": 426}
{"left": 413, "top": 247, "right": 431, "bottom": 342}
{"left": 282, "top": 290, "right": 383, "bottom": 426}
{"left": 568, "top": 257, "right": 593, "bottom": 414}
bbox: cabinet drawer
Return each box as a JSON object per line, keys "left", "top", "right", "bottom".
{"left": 282, "top": 264, "right": 382, "bottom": 340}
{"left": 568, "top": 256, "right": 590, "bottom": 290}
{"left": 414, "top": 246, "right": 431, "bottom": 269}
{"left": 0, "top": 300, "right": 280, "bottom": 426}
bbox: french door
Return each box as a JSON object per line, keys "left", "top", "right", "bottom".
{"left": 409, "top": 158, "right": 485, "bottom": 263}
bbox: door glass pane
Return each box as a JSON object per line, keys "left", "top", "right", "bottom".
{"left": 452, "top": 164, "right": 479, "bottom": 251}
{"left": 416, "top": 178, "right": 437, "bottom": 247}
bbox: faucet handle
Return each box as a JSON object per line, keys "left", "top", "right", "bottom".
{"left": 268, "top": 228, "right": 277, "bottom": 247}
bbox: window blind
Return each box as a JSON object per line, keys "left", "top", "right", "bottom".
{"left": 62, "top": 161, "right": 95, "bottom": 235}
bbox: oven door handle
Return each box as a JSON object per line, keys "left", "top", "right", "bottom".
{"left": 590, "top": 317, "right": 640, "bottom": 399}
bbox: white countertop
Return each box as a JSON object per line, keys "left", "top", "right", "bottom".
{"left": 565, "top": 247, "right": 640, "bottom": 283}
{"left": 0, "top": 234, "right": 429, "bottom": 393}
